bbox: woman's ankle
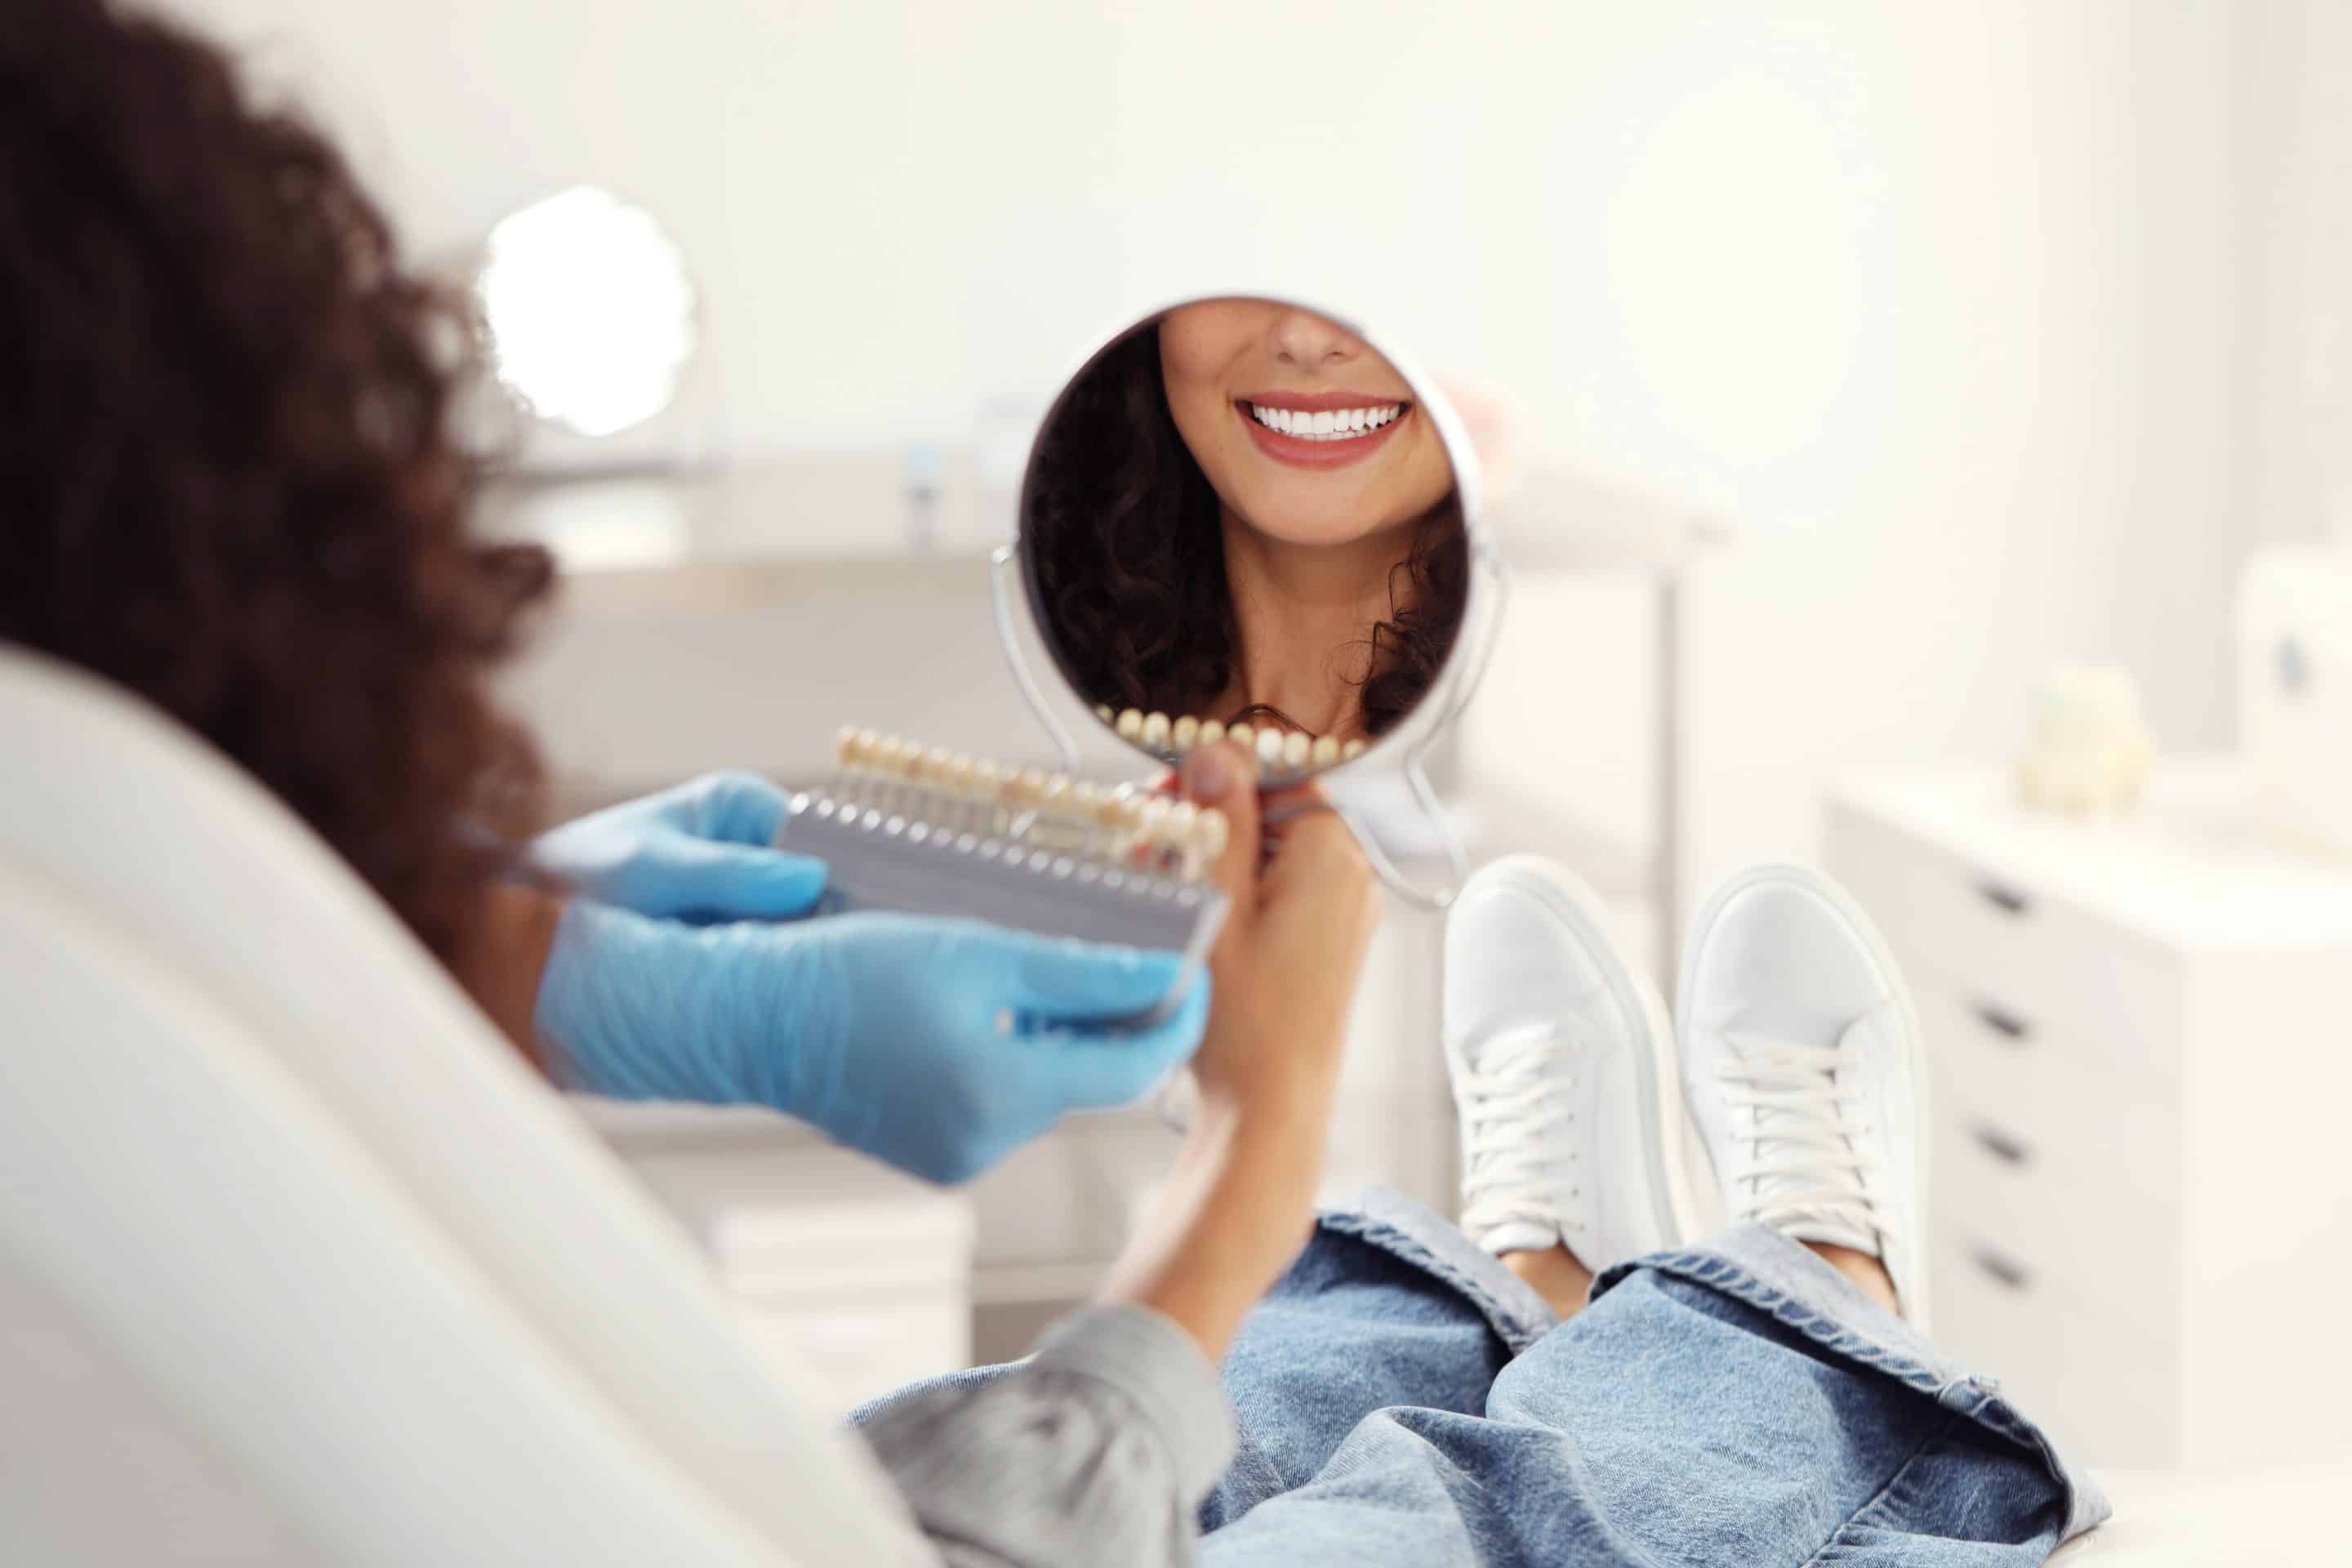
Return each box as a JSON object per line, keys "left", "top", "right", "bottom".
{"left": 1803, "top": 1241, "right": 1900, "bottom": 1317}
{"left": 1500, "top": 1243, "right": 1594, "bottom": 1321}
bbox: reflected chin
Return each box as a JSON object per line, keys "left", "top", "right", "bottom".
{"left": 1226, "top": 504, "right": 1405, "bottom": 551}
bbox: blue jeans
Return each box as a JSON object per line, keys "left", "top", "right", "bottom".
{"left": 880, "top": 1187, "right": 2108, "bottom": 1566}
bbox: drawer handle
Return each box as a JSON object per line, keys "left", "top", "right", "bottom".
{"left": 1974, "top": 878, "right": 2034, "bottom": 917}
{"left": 1968, "top": 1120, "right": 2034, "bottom": 1167}
{"left": 1970, "top": 1245, "right": 2033, "bottom": 1292}
{"left": 1971, "top": 1001, "right": 2033, "bottom": 1043}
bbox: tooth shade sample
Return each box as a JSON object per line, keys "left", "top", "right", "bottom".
{"left": 1198, "top": 719, "right": 1226, "bottom": 748}
{"left": 1141, "top": 711, "right": 1171, "bottom": 749}
{"left": 1172, "top": 715, "right": 1200, "bottom": 750}
{"left": 1095, "top": 705, "right": 1114, "bottom": 723}
{"left": 1227, "top": 722, "right": 1255, "bottom": 753}
{"left": 1281, "top": 731, "right": 1311, "bottom": 768}
{"left": 1197, "top": 808, "right": 1231, "bottom": 860}
{"left": 1256, "top": 728, "right": 1284, "bottom": 766}
{"left": 1342, "top": 739, "right": 1367, "bottom": 760}
{"left": 1312, "top": 735, "right": 1340, "bottom": 767}
{"left": 1116, "top": 709, "right": 1143, "bottom": 741}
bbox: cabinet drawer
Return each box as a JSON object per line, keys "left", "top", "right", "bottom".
{"left": 1928, "top": 1097, "right": 2176, "bottom": 1298}
{"left": 1826, "top": 805, "right": 2184, "bottom": 1083}
{"left": 1929, "top": 1213, "right": 2176, "bottom": 1467}
{"left": 1928, "top": 1055, "right": 2177, "bottom": 1305}
{"left": 1918, "top": 986, "right": 2180, "bottom": 1217}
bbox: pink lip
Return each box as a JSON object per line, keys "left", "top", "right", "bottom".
{"left": 1234, "top": 398, "right": 1411, "bottom": 470}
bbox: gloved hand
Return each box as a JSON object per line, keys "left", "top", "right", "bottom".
{"left": 535, "top": 903, "right": 1208, "bottom": 1183}
{"left": 526, "top": 772, "right": 826, "bottom": 922}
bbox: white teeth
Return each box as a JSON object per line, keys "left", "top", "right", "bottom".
{"left": 1172, "top": 715, "right": 1200, "bottom": 749}
{"left": 1248, "top": 402, "right": 1405, "bottom": 441}
{"left": 1282, "top": 731, "right": 1311, "bottom": 768}
{"left": 1140, "top": 710, "right": 1171, "bottom": 750}
{"left": 1116, "top": 708, "right": 1143, "bottom": 741}
{"left": 1312, "top": 735, "right": 1339, "bottom": 768}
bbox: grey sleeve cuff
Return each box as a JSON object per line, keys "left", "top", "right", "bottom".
{"left": 1026, "top": 1303, "right": 1238, "bottom": 1503}
{"left": 858, "top": 1303, "right": 1235, "bottom": 1568}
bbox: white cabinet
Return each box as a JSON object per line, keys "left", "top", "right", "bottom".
{"left": 619, "top": 1138, "right": 975, "bottom": 1416}
{"left": 1825, "top": 760, "right": 2352, "bottom": 1470}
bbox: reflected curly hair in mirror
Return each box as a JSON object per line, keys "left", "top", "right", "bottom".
{"left": 1025, "top": 324, "right": 1467, "bottom": 738}
{"left": 0, "top": 0, "right": 550, "bottom": 964}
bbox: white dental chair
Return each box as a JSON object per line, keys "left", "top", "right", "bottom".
{"left": 0, "top": 646, "right": 934, "bottom": 1566}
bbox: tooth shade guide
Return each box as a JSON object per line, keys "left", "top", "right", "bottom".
{"left": 822, "top": 728, "right": 1228, "bottom": 874}
{"left": 791, "top": 729, "right": 1227, "bottom": 995}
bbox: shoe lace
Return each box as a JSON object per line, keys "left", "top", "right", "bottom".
{"left": 1459, "top": 1022, "right": 1581, "bottom": 1239}
{"left": 1714, "top": 1029, "right": 1880, "bottom": 1241}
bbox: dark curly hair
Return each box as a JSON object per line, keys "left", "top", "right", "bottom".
{"left": 0, "top": 0, "right": 551, "bottom": 966}
{"left": 1023, "top": 323, "right": 1467, "bottom": 738}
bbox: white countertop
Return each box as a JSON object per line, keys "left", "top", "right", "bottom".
{"left": 1829, "top": 758, "right": 2352, "bottom": 950}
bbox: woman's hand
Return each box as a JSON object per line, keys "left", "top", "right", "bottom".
{"left": 1182, "top": 743, "right": 1380, "bottom": 1119}
{"left": 1098, "top": 741, "right": 1381, "bottom": 1362}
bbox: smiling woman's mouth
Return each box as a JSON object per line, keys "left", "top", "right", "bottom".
{"left": 1236, "top": 396, "right": 1412, "bottom": 468}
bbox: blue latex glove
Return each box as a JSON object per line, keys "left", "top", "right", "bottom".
{"left": 526, "top": 772, "right": 826, "bottom": 922}
{"left": 535, "top": 902, "right": 1209, "bottom": 1183}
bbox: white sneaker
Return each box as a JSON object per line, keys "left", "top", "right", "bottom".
{"left": 1677, "top": 865, "right": 1930, "bottom": 1328}
{"left": 1443, "top": 855, "right": 1696, "bottom": 1274}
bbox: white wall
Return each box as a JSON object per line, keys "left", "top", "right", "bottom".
{"left": 2241, "top": 0, "right": 2352, "bottom": 553}
{"left": 172, "top": 0, "right": 2263, "bottom": 900}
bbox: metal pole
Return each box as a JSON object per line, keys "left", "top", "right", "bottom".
{"left": 1655, "top": 571, "right": 1684, "bottom": 990}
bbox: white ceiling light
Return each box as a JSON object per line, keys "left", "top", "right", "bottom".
{"left": 476, "top": 185, "right": 698, "bottom": 439}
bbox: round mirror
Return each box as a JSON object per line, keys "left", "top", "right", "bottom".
{"left": 1015, "top": 296, "right": 1486, "bottom": 786}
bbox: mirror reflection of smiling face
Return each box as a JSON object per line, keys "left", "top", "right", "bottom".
{"left": 1158, "top": 301, "right": 1454, "bottom": 552}
{"left": 1021, "top": 298, "right": 1468, "bottom": 756}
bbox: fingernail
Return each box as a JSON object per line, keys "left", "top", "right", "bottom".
{"left": 1186, "top": 742, "right": 1238, "bottom": 803}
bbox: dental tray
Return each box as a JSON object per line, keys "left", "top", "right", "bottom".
{"left": 778, "top": 729, "right": 1231, "bottom": 1005}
